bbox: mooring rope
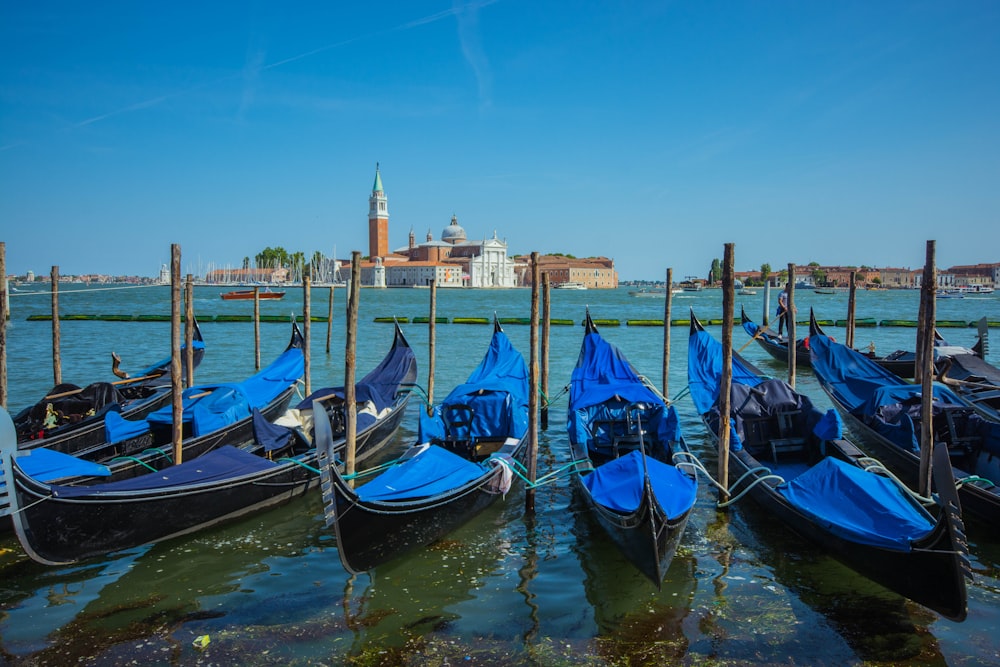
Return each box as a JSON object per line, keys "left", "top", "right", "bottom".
{"left": 672, "top": 450, "right": 786, "bottom": 508}
{"left": 857, "top": 456, "right": 935, "bottom": 504}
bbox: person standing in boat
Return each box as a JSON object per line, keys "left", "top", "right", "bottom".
{"left": 777, "top": 289, "right": 789, "bottom": 337}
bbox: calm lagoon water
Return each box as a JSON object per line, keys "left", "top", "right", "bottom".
{"left": 2, "top": 283, "right": 999, "bottom": 665}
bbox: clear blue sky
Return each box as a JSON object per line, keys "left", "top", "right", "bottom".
{"left": 2, "top": 1, "right": 998, "bottom": 281}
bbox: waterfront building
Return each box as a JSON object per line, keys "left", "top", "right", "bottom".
{"left": 359, "top": 166, "right": 520, "bottom": 288}
{"left": 515, "top": 254, "right": 618, "bottom": 289}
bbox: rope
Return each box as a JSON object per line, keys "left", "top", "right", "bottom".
{"left": 7, "top": 493, "right": 55, "bottom": 514}
{"left": 857, "top": 456, "right": 935, "bottom": 504}
{"left": 400, "top": 383, "right": 430, "bottom": 406}
{"left": 671, "top": 386, "right": 691, "bottom": 403}
{"left": 141, "top": 447, "right": 172, "bottom": 462}
{"left": 956, "top": 475, "right": 997, "bottom": 490}
{"left": 109, "top": 455, "right": 158, "bottom": 472}
{"left": 672, "top": 450, "right": 786, "bottom": 508}
{"left": 277, "top": 457, "right": 321, "bottom": 475}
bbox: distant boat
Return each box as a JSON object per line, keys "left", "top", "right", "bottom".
{"left": 737, "top": 288, "right": 758, "bottom": 295}
{"left": 221, "top": 288, "right": 285, "bottom": 301}
{"left": 628, "top": 288, "right": 668, "bottom": 298}
{"left": 555, "top": 282, "right": 587, "bottom": 290}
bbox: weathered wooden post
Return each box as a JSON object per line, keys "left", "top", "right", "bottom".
{"left": 540, "top": 272, "right": 550, "bottom": 430}
{"left": 663, "top": 267, "right": 673, "bottom": 400}
{"left": 344, "top": 251, "right": 361, "bottom": 484}
{"left": 51, "top": 265, "right": 61, "bottom": 385}
{"left": 170, "top": 244, "right": 183, "bottom": 464}
{"left": 253, "top": 286, "right": 261, "bottom": 370}
{"left": 526, "top": 252, "right": 540, "bottom": 513}
{"left": 303, "top": 275, "right": 312, "bottom": 397}
{"left": 0, "top": 242, "right": 7, "bottom": 408}
{"left": 427, "top": 278, "right": 437, "bottom": 412}
{"left": 915, "top": 270, "right": 929, "bottom": 384}
{"left": 763, "top": 281, "right": 771, "bottom": 327}
{"left": 185, "top": 273, "right": 195, "bottom": 388}
{"left": 326, "top": 285, "right": 334, "bottom": 354}
{"left": 786, "top": 263, "right": 797, "bottom": 389}
{"left": 846, "top": 270, "right": 857, "bottom": 350}
{"left": 918, "top": 241, "right": 937, "bottom": 497}
{"left": 718, "top": 244, "right": 735, "bottom": 504}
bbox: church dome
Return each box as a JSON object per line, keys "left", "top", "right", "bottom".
{"left": 441, "top": 215, "right": 466, "bottom": 244}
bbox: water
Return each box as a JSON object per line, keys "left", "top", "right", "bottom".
{"left": 2, "top": 284, "right": 999, "bottom": 665}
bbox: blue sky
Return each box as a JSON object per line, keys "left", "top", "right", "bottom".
{"left": 2, "top": 1, "right": 998, "bottom": 281}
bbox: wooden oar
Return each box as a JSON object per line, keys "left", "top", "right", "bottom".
{"left": 42, "top": 372, "right": 167, "bottom": 400}
{"left": 737, "top": 325, "right": 770, "bottom": 354}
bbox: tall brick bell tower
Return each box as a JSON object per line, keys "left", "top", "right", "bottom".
{"left": 368, "top": 164, "right": 389, "bottom": 260}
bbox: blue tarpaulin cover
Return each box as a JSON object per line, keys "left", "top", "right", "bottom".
{"left": 356, "top": 444, "right": 486, "bottom": 502}
{"left": 687, "top": 327, "right": 765, "bottom": 415}
{"left": 51, "top": 445, "right": 276, "bottom": 497}
{"left": 582, "top": 449, "right": 697, "bottom": 518}
{"left": 107, "top": 342, "right": 304, "bottom": 443}
{"left": 418, "top": 330, "right": 529, "bottom": 443}
{"left": 777, "top": 456, "right": 934, "bottom": 551}
{"left": 567, "top": 331, "right": 682, "bottom": 449}
{"left": 15, "top": 448, "right": 112, "bottom": 481}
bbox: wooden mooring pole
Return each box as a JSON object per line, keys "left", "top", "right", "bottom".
{"left": 846, "top": 270, "right": 857, "bottom": 350}
{"left": 51, "top": 265, "right": 61, "bottom": 385}
{"left": 663, "top": 267, "right": 673, "bottom": 400}
{"left": 253, "top": 286, "right": 261, "bottom": 370}
{"left": 0, "top": 242, "right": 7, "bottom": 408}
{"left": 918, "top": 241, "right": 937, "bottom": 497}
{"left": 344, "top": 251, "right": 361, "bottom": 485}
{"left": 185, "top": 274, "right": 195, "bottom": 388}
{"left": 326, "top": 286, "right": 334, "bottom": 354}
{"left": 303, "top": 276, "right": 312, "bottom": 397}
{"left": 526, "top": 252, "right": 540, "bottom": 514}
{"left": 718, "top": 244, "right": 735, "bottom": 504}
{"left": 427, "top": 278, "right": 437, "bottom": 412}
{"left": 170, "top": 244, "right": 183, "bottom": 464}
{"left": 540, "top": 272, "right": 550, "bottom": 430}
{"left": 786, "top": 263, "right": 797, "bottom": 389}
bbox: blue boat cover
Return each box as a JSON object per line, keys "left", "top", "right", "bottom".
{"left": 583, "top": 449, "right": 697, "bottom": 519}
{"left": 418, "top": 330, "right": 529, "bottom": 443}
{"left": 777, "top": 457, "right": 934, "bottom": 551}
{"left": 356, "top": 444, "right": 486, "bottom": 502}
{"left": 567, "top": 331, "right": 682, "bottom": 449}
{"left": 107, "top": 343, "right": 304, "bottom": 442}
{"left": 15, "top": 448, "right": 112, "bottom": 481}
{"left": 50, "top": 445, "right": 277, "bottom": 497}
{"left": 252, "top": 408, "right": 293, "bottom": 451}
{"left": 687, "top": 327, "right": 765, "bottom": 415}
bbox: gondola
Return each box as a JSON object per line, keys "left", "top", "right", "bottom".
{"left": 1, "top": 323, "right": 416, "bottom": 565}
{"left": 567, "top": 312, "right": 697, "bottom": 588}
{"left": 319, "top": 319, "right": 529, "bottom": 574}
{"left": 739, "top": 306, "right": 813, "bottom": 366}
{"left": 808, "top": 311, "right": 1000, "bottom": 526}
{"left": 936, "top": 319, "right": 1000, "bottom": 421}
{"left": 13, "top": 318, "right": 206, "bottom": 454}
{"left": 689, "top": 310, "right": 969, "bottom": 621}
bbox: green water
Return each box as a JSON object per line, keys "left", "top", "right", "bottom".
{"left": 2, "top": 284, "right": 999, "bottom": 665}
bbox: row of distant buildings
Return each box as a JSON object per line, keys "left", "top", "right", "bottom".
{"left": 732, "top": 263, "right": 1000, "bottom": 289}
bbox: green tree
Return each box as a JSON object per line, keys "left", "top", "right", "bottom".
{"left": 760, "top": 263, "right": 771, "bottom": 284}
{"left": 709, "top": 258, "right": 722, "bottom": 285}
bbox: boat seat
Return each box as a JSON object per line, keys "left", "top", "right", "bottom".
{"left": 769, "top": 410, "right": 806, "bottom": 461}
{"left": 590, "top": 415, "right": 648, "bottom": 458}
{"left": 442, "top": 403, "right": 476, "bottom": 460}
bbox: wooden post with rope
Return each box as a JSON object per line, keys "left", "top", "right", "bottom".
{"left": 170, "top": 244, "right": 183, "bottom": 464}
{"left": 344, "top": 251, "right": 361, "bottom": 486}
{"left": 918, "top": 241, "right": 936, "bottom": 497}
{"left": 428, "top": 278, "right": 437, "bottom": 412}
{"left": 303, "top": 275, "right": 311, "bottom": 397}
{"left": 326, "top": 285, "right": 334, "bottom": 354}
{"left": 51, "top": 265, "right": 61, "bottom": 386}
{"left": 185, "top": 273, "right": 195, "bottom": 388}
{"left": 254, "top": 286, "right": 261, "bottom": 371}
{"left": 663, "top": 267, "right": 672, "bottom": 400}
{"left": 0, "top": 242, "right": 7, "bottom": 408}
{"left": 718, "top": 244, "right": 735, "bottom": 504}
{"left": 541, "top": 272, "right": 550, "bottom": 430}
{"left": 786, "top": 263, "right": 797, "bottom": 389}
{"left": 526, "top": 251, "right": 540, "bottom": 514}
{"left": 846, "top": 270, "right": 857, "bottom": 350}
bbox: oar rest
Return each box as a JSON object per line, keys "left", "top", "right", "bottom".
{"left": 768, "top": 409, "right": 806, "bottom": 462}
